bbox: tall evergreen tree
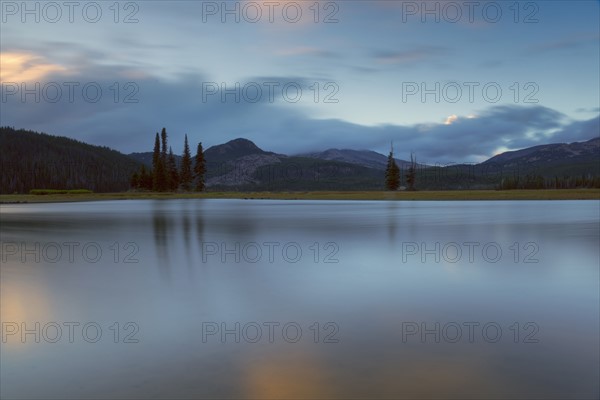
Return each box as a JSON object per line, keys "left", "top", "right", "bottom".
{"left": 152, "top": 133, "right": 161, "bottom": 191}
{"left": 194, "top": 142, "right": 206, "bottom": 192}
{"left": 160, "top": 128, "right": 171, "bottom": 189}
{"left": 160, "top": 128, "right": 168, "bottom": 161}
{"left": 385, "top": 142, "right": 400, "bottom": 191}
{"left": 180, "top": 134, "right": 193, "bottom": 191}
{"left": 168, "top": 146, "right": 179, "bottom": 191}
{"left": 152, "top": 133, "right": 160, "bottom": 170}
{"left": 406, "top": 152, "right": 417, "bottom": 191}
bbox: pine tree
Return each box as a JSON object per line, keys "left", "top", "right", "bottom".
{"left": 406, "top": 152, "right": 416, "bottom": 191}
{"left": 180, "top": 134, "right": 193, "bottom": 191}
{"left": 385, "top": 142, "right": 400, "bottom": 191}
{"left": 152, "top": 133, "right": 161, "bottom": 191}
{"left": 168, "top": 146, "right": 179, "bottom": 191}
{"left": 160, "top": 128, "right": 168, "bottom": 161}
{"left": 160, "top": 128, "right": 172, "bottom": 189}
{"left": 194, "top": 142, "right": 206, "bottom": 192}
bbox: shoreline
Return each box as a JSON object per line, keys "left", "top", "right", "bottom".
{"left": 1, "top": 189, "right": 599, "bottom": 204}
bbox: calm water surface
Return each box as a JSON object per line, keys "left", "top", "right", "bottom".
{"left": 1, "top": 200, "right": 598, "bottom": 399}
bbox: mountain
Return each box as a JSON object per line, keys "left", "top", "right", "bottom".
{"left": 129, "top": 138, "right": 385, "bottom": 190}
{"left": 0, "top": 127, "right": 143, "bottom": 193}
{"left": 202, "top": 139, "right": 382, "bottom": 190}
{"left": 3, "top": 127, "right": 598, "bottom": 193}
{"left": 417, "top": 137, "right": 600, "bottom": 189}
{"left": 204, "top": 138, "right": 275, "bottom": 162}
{"left": 483, "top": 137, "right": 599, "bottom": 176}
{"left": 129, "top": 138, "right": 272, "bottom": 168}
{"left": 297, "top": 149, "right": 415, "bottom": 170}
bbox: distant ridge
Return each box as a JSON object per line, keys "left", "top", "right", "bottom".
{"left": 297, "top": 148, "right": 418, "bottom": 170}
{"left": 484, "top": 136, "right": 599, "bottom": 167}
{"left": 2, "top": 127, "right": 598, "bottom": 193}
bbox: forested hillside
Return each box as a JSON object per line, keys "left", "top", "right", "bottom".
{"left": 2, "top": 127, "right": 598, "bottom": 193}
{"left": 0, "top": 127, "right": 142, "bottom": 193}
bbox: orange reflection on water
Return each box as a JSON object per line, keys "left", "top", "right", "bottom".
{"left": 1, "top": 264, "right": 53, "bottom": 348}
{"left": 240, "top": 343, "right": 505, "bottom": 398}
{"left": 243, "top": 347, "right": 336, "bottom": 399}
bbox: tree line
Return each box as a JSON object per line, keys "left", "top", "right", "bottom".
{"left": 498, "top": 174, "right": 600, "bottom": 190}
{"left": 130, "top": 128, "right": 206, "bottom": 192}
{"left": 0, "top": 126, "right": 139, "bottom": 193}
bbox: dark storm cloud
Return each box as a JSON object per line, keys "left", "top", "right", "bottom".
{"left": 253, "top": 106, "right": 597, "bottom": 162}
{"left": 2, "top": 64, "right": 596, "bottom": 163}
{"left": 0, "top": 67, "right": 336, "bottom": 152}
{"left": 549, "top": 116, "right": 600, "bottom": 144}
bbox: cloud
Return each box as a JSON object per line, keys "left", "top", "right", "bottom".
{"left": 374, "top": 46, "right": 447, "bottom": 66}
{"left": 575, "top": 107, "right": 600, "bottom": 114}
{"left": 1, "top": 58, "right": 597, "bottom": 164}
{"left": 0, "top": 52, "right": 68, "bottom": 82}
{"left": 527, "top": 33, "right": 600, "bottom": 54}
{"left": 444, "top": 115, "right": 458, "bottom": 125}
{"left": 275, "top": 47, "right": 337, "bottom": 58}
{"left": 548, "top": 115, "right": 600, "bottom": 144}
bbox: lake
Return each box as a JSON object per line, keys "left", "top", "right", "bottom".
{"left": 1, "top": 199, "right": 598, "bottom": 399}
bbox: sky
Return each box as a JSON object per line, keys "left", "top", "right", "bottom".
{"left": 1, "top": 0, "right": 599, "bottom": 163}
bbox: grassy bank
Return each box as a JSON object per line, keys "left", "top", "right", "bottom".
{"left": 1, "top": 189, "right": 599, "bottom": 204}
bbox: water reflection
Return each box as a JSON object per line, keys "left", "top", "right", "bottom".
{"left": 181, "top": 202, "right": 192, "bottom": 276}
{"left": 242, "top": 349, "right": 335, "bottom": 399}
{"left": 153, "top": 202, "right": 170, "bottom": 281}
{"left": 1, "top": 200, "right": 598, "bottom": 399}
